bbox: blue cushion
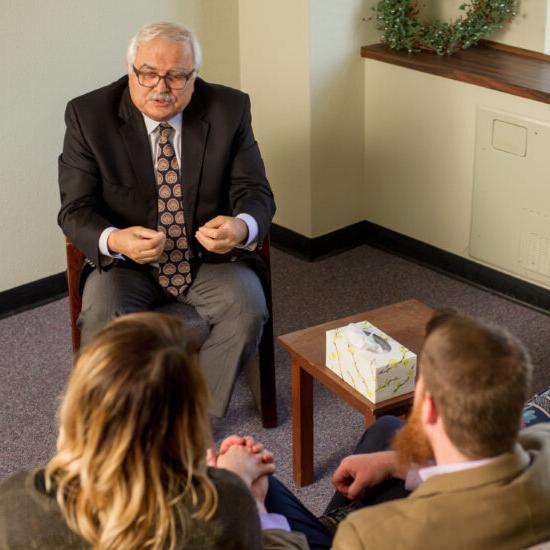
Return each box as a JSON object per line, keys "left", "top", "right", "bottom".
{"left": 522, "top": 389, "right": 550, "bottom": 428}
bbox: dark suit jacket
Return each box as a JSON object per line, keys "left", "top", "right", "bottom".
{"left": 58, "top": 76, "right": 275, "bottom": 275}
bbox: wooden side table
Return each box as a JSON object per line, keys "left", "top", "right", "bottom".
{"left": 278, "top": 299, "right": 433, "bottom": 486}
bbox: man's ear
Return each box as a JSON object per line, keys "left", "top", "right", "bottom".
{"left": 421, "top": 391, "right": 438, "bottom": 426}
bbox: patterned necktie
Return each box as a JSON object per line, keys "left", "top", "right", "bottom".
{"left": 155, "top": 122, "right": 192, "bottom": 297}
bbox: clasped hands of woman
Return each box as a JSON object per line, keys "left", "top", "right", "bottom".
{"left": 208, "top": 436, "right": 274, "bottom": 513}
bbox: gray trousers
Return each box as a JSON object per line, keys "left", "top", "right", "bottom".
{"left": 78, "top": 261, "right": 268, "bottom": 417}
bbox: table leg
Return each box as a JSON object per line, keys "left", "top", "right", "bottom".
{"left": 292, "top": 359, "right": 313, "bottom": 486}
{"left": 364, "top": 409, "right": 375, "bottom": 429}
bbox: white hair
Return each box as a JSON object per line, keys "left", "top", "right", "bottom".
{"left": 127, "top": 21, "right": 202, "bottom": 70}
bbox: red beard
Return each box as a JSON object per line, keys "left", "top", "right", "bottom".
{"left": 391, "top": 403, "right": 434, "bottom": 468}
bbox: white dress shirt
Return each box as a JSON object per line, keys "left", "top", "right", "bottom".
{"left": 405, "top": 455, "right": 500, "bottom": 491}
{"left": 99, "top": 112, "right": 258, "bottom": 257}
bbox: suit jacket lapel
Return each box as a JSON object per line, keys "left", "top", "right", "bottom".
{"left": 180, "top": 84, "right": 209, "bottom": 237}
{"left": 118, "top": 87, "right": 156, "bottom": 202}
{"left": 410, "top": 445, "right": 531, "bottom": 499}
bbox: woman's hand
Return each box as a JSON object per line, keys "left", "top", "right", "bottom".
{"left": 217, "top": 444, "right": 275, "bottom": 484}
{"left": 207, "top": 434, "right": 273, "bottom": 466}
{"left": 214, "top": 435, "right": 276, "bottom": 512}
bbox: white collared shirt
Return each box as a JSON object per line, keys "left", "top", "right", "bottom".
{"left": 405, "top": 455, "right": 500, "bottom": 491}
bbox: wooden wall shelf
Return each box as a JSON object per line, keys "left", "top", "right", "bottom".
{"left": 361, "top": 42, "right": 550, "bottom": 105}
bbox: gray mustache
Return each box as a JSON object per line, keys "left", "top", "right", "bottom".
{"left": 148, "top": 92, "right": 176, "bottom": 103}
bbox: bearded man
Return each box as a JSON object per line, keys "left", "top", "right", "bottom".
{"left": 249, "top": 311, "right": 550, "bottom": 549}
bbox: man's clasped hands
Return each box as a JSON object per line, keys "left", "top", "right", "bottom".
{"left": 107, "top": 215, "right": 249, "bottom": 263}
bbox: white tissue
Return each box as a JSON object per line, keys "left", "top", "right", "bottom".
{"left": 340, "top": 323, "right": 383, "bottom": 353}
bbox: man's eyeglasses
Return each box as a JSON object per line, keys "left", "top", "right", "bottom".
{"left": 132, "top": 65, "right": 196, "bottom": 90}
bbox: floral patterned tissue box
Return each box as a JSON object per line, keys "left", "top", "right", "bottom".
{"left": 326, "top": 321, "right": 417, "bottom": 403}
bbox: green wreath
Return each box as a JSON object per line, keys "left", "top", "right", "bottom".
{"left": 374, "top": 0, "right": 517, "bottom": 55}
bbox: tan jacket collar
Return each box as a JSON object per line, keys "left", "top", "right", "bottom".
{"left": 411, "top": 444, "right": 531, "bottom": 498}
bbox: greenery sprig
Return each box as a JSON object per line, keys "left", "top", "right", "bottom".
{"left": 374, "top": 0, "right": 517, "bottom": 55}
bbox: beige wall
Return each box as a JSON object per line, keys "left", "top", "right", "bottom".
{"left": 239, "top": 0, "right": 314, "bottom": 237}
{"left": 2, "top": 1, "right": 549, "bottom": 292}
{"left": 0, "top": 0, "right": 185, "bottom": 292}
{"left": 309, "top": 0, "right": 368, "bottom": 236}
{"left": 181, "top": 0, "right": 241, "bottom": 89}
{"left": 486, "top": 0, "right": 546, "bottom": 52}
{"left": 220, "top": 0, "right": 548, "bottom": 239}
{"left": 192, "top": 0, "right": 373, "bottom": 238}
{"left": 361, "top": 1, "right": 550, "bottom": 289}
{"left": 362, "top": 62, "right": 550, "bottom": 289}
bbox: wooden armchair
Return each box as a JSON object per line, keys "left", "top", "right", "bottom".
{"left": 64, "top": 238, "right": 277, "bottom": 428}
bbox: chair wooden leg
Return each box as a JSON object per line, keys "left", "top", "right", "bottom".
{"left": 258, "top": 315, "right": 277, "bottom": 428}
{"left": 65, "top": 239, "right": 84, "bottom": 353}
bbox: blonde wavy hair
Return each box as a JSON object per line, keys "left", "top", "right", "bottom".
{"left": 45, "top": 312, "right": 217, "bottom": 549}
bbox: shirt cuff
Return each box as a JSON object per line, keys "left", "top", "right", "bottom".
{"left": 235, "top": 213, "right": 258, "bottom": 250}
{"left": 259, "top": 512, "right": 291, "bottom": 532}
{"left": 99, "top": 227, "right": 125, "bottom": 260}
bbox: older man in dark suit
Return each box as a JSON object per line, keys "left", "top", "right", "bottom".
{"left": 58, "top": 22, "right": 275, "bottom": 417}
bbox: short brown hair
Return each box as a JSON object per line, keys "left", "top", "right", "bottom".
{"left": 421, "top": 310, "right": 532, "bottom": 459}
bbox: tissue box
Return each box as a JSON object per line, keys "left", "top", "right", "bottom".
{"left": 326, "top": 321, "right": 416, "bottom": 403}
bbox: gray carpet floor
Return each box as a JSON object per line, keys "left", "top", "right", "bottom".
{"left": 1, "top": 244, "right": 549, "bottom": 515}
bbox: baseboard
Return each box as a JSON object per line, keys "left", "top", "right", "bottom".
{"left": 271, "top": 221, "right": 550, "bottom": 313}
{"left": 2, "top": 223, "right": 548, "bottom": 317}
{"left": 0, "top": 272, "right": 68, "bottom": 320}
{"left": 271, "top": 222, "right": 366, "bottom": 261}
